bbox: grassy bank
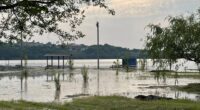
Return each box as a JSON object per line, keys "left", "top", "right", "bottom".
{"left": 176, "top": 83, "right": 200, "bottom": 94}
{"left": 0, "top": 96, "right": 200, "bottom": 110}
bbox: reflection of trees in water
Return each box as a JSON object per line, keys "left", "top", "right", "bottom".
{"left": 68, "top": 69, "right": 74, "bottom": 82}
{"left": 126, "top": 72, "right": 130, "bottom": 80}
{"left": 154, "top": 72, "right": 166, "bottom": 85}
{"left": 59, "top": 69, "right": 66, "bottom": 81}
{"left": 116, "top": 69, "right": 119, "bottom": 76}
{"left": 20, "top": 69, "right": 28, "bottom": 91}
{"left": 46, "top": 72, "right": 49, "bottom": 81}
{"left": 20, "top": 69, "right": 28, "bottom": 100}
{"left": 115, "top": 75, "right": 119, "bottom": 82}
{"left": 174, "top": 90, "right": 180, "bottom": 99}
{"left": 154, "top": 89, "right": 160, "bottom": 96}
{"left": 54, "top": 72, "right": 61, "bottom": 91}
{"left": 174, "top": 72, "right": 179, "bottom": 86}
{"left": 51, "top": 75, "right": 54, "bottom": 81}
{"left": 46, "top": 69, "right": 62, "bottom": 101}
{"left": 81, "top": 66, "right": 89, "bottom": 95}
{"left": 81, "top": 66, "right": 89, "bottom": 94}
{"left": 82, "top": 81, "right": 89, "bottom": 95}
{"left": 9, "top": 76, "right": 13, "bottom": 80}
{"left": 81, "top": 66, "right": 89, "bottom": 84}
{"left": 113, "top": 59, "right": 120, "bottom": 75}
{"left": 174, "top": 72, "right": 180, "bottom": 99}
{"left": 53, "top": 70, "right": 61, "bottom": 101}
{"left": 46, "top": 70, "right": 61, "bottom": 82}
{"left": 47, "top": 69, "right": 74, "bottom": 82}
{"left": 68, "top": 72, "right": 74, "bottom": 82}
{"left": 24, "top": 78, "right": 28, "bottom": 93}
{"left": 139, "top": 59, "right": 147, "bottom": 71}
{"left": 54, "top": 89, "right": 61, "bottom": 102}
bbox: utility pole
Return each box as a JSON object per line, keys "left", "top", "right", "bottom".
{"left": 20, "top": 31, "right": 23, "bottom": 68}
{"left": 96, "top": 22, "right": 100, "bottom": 69}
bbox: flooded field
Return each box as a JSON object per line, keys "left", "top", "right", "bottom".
{"left": 0, "top": 59, "right": 199, "bottom": 102}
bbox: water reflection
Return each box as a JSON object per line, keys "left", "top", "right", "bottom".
{"left": 81, "top": 66, "right": 89, "bottom": 95}
{"left": 46, "top": 69, "right": 63, "bottom": 101}
{"left": 24, "top": 78, "right": 28, "bottom": 93}
{"left": 62, "top": 69, "right": 65, "bottom": 81}
{"left": 154, "top": 72, "right": 166, "bottom": 85}
{"left": 174, "top": 72, "right": 179, "bottom": 86}
{"left": 54, "top": 70, "right": 61, "bottom": 101}
{"left": 68, "top": 69, "right": 74, "bottom": 82}
{"left": 126, "top": 72, "right": 130, "bottom": 80}
{"left": 154, "top": 89, "right": 160, "bottom": 96}
{"left": 174, "top": 72, "right": 180, "bottom": 99}
{"left": 20, "top": 74, "right": 23, "bottom": 100}
{"left": 54, "top": 89, "right": 61, "bottom": 102}
{"left": 175, "top": 90, "right": 180, "bottom": 99}
{"left": 115, "top": 75, "right": 119, "bottom": 82}
{"left": 20, "top": 69, "right": 28, "bottom": 100}
{"left": 46, "top": 70, "right": 55, "bottom": 82}
{"left": 153, "top": 71, "right": 180, "bottom": 86}
{"left": 54, "top": 72, "right": 61, "bottom": 91}
{"left": 116, "top": 69, "right": 119, "bottom": 76}
{"left": 0, "top": 66, "right": 199, "bottom": 102}
{"left": 82, "top": 81, "right": 89, "bottom": 95}
{"left": 8, "top": 76, "right": 13, "bottom": 80}
{"left": 46, "top": 71, "right": 49, "bottom": 81}
{"left": 96, "top": 70, "right": 100, "bottom": 96}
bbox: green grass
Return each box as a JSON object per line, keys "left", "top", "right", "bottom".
{"left": 0, "top": 96, "right": 199, "bottom": 110}
{"left": 176, "top": 83, "right": 200, "bottom": 94}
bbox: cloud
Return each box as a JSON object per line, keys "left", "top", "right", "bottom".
{"left": 85, "top": 0, "right": 178, "bottom": 18}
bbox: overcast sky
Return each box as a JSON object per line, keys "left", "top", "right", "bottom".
{"left": 32, "top": 0, "right": 200, "bottom": 49}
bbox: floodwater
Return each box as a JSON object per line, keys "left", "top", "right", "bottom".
{"left": 0, "top": 59, "right": 199, "bottom": 102}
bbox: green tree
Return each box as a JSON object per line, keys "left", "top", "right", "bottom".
{"left": 0, "top": 0, "right": 114, "bottom": 43}
{"left": 146, "top": 9, "right": 200, "bottom": 71}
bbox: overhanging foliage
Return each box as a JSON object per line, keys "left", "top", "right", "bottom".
{"left": 0, "top": 0, "right": 115, "bottom": 43}
{"left": 146, "top": 9, "right": 200, "bottom": 70}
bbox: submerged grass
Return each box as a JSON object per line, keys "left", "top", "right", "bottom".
{"left": 0, "top": 96, "right": 199, "bottom": 110}
{"left": 150, "top": 71, "right": 200, "bottom": 79}
{"left": 81, "top": 65, "right": 89, "bottom": 83}
{"left": 68, "top": 59, "right": 74, "bottom": 70}
{"left": 175, "top": 83, "right": 200, "bottom": 94}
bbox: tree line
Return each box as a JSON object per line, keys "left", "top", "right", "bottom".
{"left": 0, "top": 42, "right": 145, "bottom": 60}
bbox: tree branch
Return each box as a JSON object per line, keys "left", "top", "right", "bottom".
{"left": 0, "top": 0, "right": 55, "bottom": 11}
